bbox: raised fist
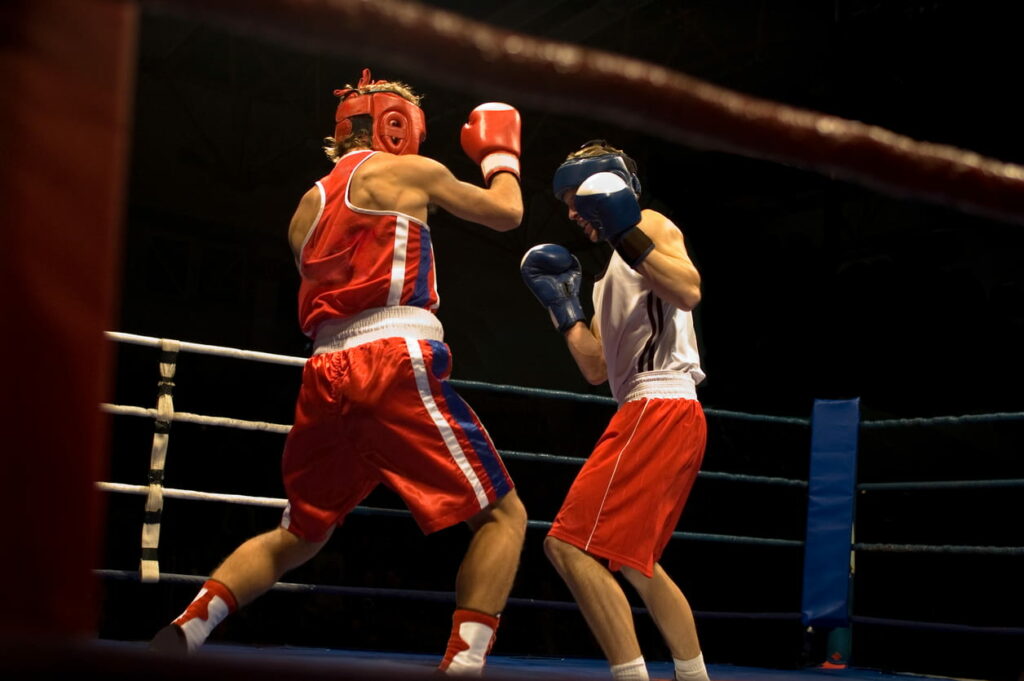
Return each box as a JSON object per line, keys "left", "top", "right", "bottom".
{"left": 520, "top": 244, "right": 585, "bottom": 332}
{"left": 461, "top": 103, "right": 521, "bottom": 184}
{"left": 575, "top": 172, "right": 653, "bottom": 268}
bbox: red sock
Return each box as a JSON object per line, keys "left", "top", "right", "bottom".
{"left": 438, "top": 608, "right": 500, "bottom": 675}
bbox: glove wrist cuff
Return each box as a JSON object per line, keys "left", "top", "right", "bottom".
{"left": 612, "top": 226, "right": 654, "bottom": 269}
{"left": 481, "top": 152, "right": 520, "bottom": 184}
{"left": 549, "top": 299, "right": 586, "bottom": 333}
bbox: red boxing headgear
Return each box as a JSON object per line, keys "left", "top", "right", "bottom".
{"left": 333, "top": 68, "right": 426, "bottom": 155}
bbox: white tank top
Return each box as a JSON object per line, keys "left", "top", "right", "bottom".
{"left": 593, "top": 252, "right": 706, "bottom": 404}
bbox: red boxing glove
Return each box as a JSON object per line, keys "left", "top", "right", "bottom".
{"left": 460, "top": 103, "right": 521, "bottom": 184}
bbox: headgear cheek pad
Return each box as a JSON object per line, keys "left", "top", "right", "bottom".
{"left": 552, "top": 154, "right": 641, "bottom": 201}
{"left": 333, "top": 68, "right": 427, "bottom": 156}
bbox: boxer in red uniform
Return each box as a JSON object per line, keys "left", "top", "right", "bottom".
{"left": 521, "top": 141, "right": 710, "bottom": 681}
{"left": 150, "top": 69, "right": 527, "bottom": 677}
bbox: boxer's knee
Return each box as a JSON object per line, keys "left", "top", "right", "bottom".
{"left": 469, "top": 489, "right": 527, "bottom": 540}
{"left": 267, "top": 525, "right": 331, "bottom": 572}
{"left": 543, "top": 534, "right": 578, "bottom": 571}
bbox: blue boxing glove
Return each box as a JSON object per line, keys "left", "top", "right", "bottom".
{"left": 520, "top": 244, "right": 586, "bottom": 332}
{"left": 574, "top": 172, "right": 654, "bottom": 269}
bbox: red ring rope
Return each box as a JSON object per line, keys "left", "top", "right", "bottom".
{"left": 153, "top": 0, "right": 1024, "bottom": 225}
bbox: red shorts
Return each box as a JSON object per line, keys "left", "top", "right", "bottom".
{"left": 280, "top": 337, "right": 513, "bottom": 541}
{"left": 548, "top": 397, "right": 706, "bottom": 577}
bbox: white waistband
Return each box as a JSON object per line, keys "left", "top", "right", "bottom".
{"left": 312, "top": 306, "right": 444, "bottom": 355}
{"left": 620, "top": 370, "right": 697, "bottom": 405}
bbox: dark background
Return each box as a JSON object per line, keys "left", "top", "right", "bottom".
{"left": 100, "top": 2, "right": 1023, "bottom": 680}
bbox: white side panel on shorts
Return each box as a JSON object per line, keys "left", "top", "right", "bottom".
{"left": 405, "top": 338, "right": 489, "bottom": 509}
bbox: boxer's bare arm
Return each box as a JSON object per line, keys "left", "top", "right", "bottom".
{"left": 409, "top": 156, "right": 522, "bottom": 231}
{"left": 288, "top": 186, "right": 322, "bottom": 260}
{"left": 635, "top": 210, "right": 701, "bottom": 311}
{"left": 565, "top": 318, "right": 606, "bottom": 385}
{"left": 342, "top": 152, "right": 522, "bottom": 231}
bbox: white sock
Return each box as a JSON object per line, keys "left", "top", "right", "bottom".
{"left": 610, "top": 655, "right": 649, "bottom": 681}
{"left": 174, "top": 586, "right": 234, "bottom": 653}
{"left": 674, "top": 653, "right": 710, "bottom": 681}
{"left": 444, "top": 620, "right": 495, "bottom": 676}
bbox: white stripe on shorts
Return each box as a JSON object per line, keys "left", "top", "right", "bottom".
{"left": 405, "top": 338, "right": 489, "bottom": 509}
{"left": 584, "top": 399, "right": 650, "bottom": 552}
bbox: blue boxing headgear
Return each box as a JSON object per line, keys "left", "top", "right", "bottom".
{"left": 553, "top": 151, "right": 641, "bottom": 202}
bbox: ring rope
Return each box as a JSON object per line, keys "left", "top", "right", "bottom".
{"left": 693, "top": 470, "right": 807, "bottom": 488}
{"left": 850, "top": 615, "right": 1024, "bottom": 637}
{"left": 101, "top": 330, "right": 1023, "bottom": 645}
{"left": 449, "top": 378, "right": 616, "bottom": 406}
{"left": 452, "top": 380, "right": 811, "bottom": 425}
{"left": 106, "top": 331, "right": 807, "bottom": 426}
{"left": 499, "top": 450, "right": 808, "bottom": 487}
{"left": 96, "top": 482, "right": 801, "bottom": 547}
{"left": 99, "top": 1, "right": 1024, "bottom": 655}
{"left": 103, "top": 331, "right": 1022, "bottom": 560}
{"left": 853, "top": 542, "right": 1024, "bottom": 556}
{"left": 107, "top": 331, "right": 1024, "bottom": 428}
{"left": 100, "top": 403, "right": 807, "bottom": 487}
{"left": 105, "top": 330, "right": 306, "bottom": 367}
{"left": 699, "top": 408, "right": 809, "bottom": 427}
{"left": 861, "top": 413, "right": 1024, "bottom": 428}
{"left": 99, "top": 481, "right": 287, "bottom": 509}
{"left": 94, "top": 569, "right": 802, "bottom": 622}
{"left": 104, "top": 482, "right": 1024, "bottom": 555}
{"left": 111, "top": 402, "right": 1022, "bottom": 492}
{"left": 99, "top": 568, "right": 1019, "bottom": 636}
{"left": 107, "top": 377, "right": 1024, "bottom": 494}
{"left": 101, "top": 403, "right": 293, "bottom": 435}
{"left": 858, "top": 478, "right": 1024, "bottom": 491}
{"left": 158, "top": 0, "right": 1024, "bottom": 226}
{"left": 449, "top": 380, "right": 812, "bottom": 426}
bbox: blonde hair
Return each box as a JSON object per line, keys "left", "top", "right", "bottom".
{"left": 323, "top": 80, "right": 423, "bottom": 161}
{"left": 565, "top": 139, "right": 637, "bottom": 173}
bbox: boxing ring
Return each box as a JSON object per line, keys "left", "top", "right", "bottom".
{"left": 90, "top": 330, "right": 1024, "bottom": 680}
{"left": 5, "top": 0, "right": 1024, "bottom": 680}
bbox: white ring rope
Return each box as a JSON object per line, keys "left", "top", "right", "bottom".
{"left": 107, "top": 329, "right": 307, "bottom": 583}
{"left": 98, "top": 481, "right": 287, "bottom": 509}
{"left": 102, "top": 324, "right": 1020, "bottom": 613}
{"left": 102, "top": 329, "right": 806, "bottom": 583}
{"left": 105, "top": 330, "right": 307, "bottom": 367}
{"left": 101, "top": 403, "right": 292, "bottom": 435}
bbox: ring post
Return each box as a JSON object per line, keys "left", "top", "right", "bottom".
{"left": 801, "top": 398, "right": 860, "bottom": 667}
{"left": 0, "top": 0, "right": 136, "bottom": 642}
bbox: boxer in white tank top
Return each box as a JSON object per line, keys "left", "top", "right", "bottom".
{"left": 521, "top": 140, "right": 711, "bottom": 681}
{"left": 594, "top": 249, "right": 706, "bottom": 405}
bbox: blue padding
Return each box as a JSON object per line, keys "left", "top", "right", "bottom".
{"left": 801, "top": 398, "right": 860, "bottom": 627}
{"left": 552, "top": 154, "right": 641, "bottom": 200}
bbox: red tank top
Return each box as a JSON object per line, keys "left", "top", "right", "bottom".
{"left": 297, "top": 150, "right": 439, "bottom": 338}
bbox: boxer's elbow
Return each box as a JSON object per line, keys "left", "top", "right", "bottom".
{"left": 676, "top": 285, "right": 701, "bottom": 312}
{"left": 494, "top": 206, "right": 522, "bottom": 231}
{"left": 580, "top": 361, "right": 607, "bottom": 386}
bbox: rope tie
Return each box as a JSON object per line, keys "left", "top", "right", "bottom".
{"left": 140, "top": 338, "right": 180, "bottom": 583}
